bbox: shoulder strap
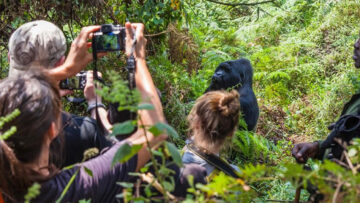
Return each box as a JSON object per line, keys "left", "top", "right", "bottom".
{"left": 341, "top": 93, "right": 360, "bottom": 116}
{"left": 187, "top": 143, "right": 240, "bottom": 179}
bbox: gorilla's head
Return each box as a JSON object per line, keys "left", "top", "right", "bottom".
{"left": 208, "top": 58, "right": 253, "bottom": 91}
{"left": 353, "top": 38, "right": 360, "bottom": 68}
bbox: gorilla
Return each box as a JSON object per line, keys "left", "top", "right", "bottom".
{"left": 205, "top": 58, "right": 259, "bottom": 131}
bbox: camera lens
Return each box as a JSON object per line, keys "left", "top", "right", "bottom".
{"left": 101, "top": 25, "right": 112, "bottom": 33}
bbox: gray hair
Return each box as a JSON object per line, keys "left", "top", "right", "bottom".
{"left": 8, "top": 20, "right": 66, "bottom": 76}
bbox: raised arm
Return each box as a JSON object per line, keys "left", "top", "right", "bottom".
{"left": 84, "top": 71, "right": 113, "bottom": 133}
{"left": 124, "top": 23, "right": 167, "bottom": 171}
{"left": 48, "top": 26, "right": 103, "bottom": 81}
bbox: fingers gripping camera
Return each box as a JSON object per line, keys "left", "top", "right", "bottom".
{"left": 60, "top": 24, "right": 128, "bottom": 90}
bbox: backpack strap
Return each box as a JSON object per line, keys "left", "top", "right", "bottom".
{"left": 341, "top": 93, "right": 360, "bottom": 116}
{"left": 187, "top": 143, "right": 240, "bottom": 179}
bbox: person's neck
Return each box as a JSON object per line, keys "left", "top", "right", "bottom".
{"left": 28, "top": 144, "right": 50, "bottom": 176}
{"left": 193, "top": 133, "right": 222, "bottom": 154}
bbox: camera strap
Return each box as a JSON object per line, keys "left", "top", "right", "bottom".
{"left": 187, "top": 143, "right": 240, "bottom": 179}
{"left": 91, "top": 51, "right": 108, "bottom": 136}
{"left": 127, "top": 36, "right": 137, "bottom": 90}
{"left": 91, "top": 34, "right": 138, "bottom": 136}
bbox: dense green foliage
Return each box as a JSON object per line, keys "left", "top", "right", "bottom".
{"left": 2, "top": 0, "right": 360, "bottom": 202}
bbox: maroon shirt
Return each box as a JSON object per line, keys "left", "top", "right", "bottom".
{"left": 34, "top": 142, "right": 137, "bottom": 203}
{"left": 33, "top": 142, "right": 207, "bottom": 202}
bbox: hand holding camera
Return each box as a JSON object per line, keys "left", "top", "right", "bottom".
{"left": 124, "top": 22, "right": 147, "bottom": 61}
{"left": 92, "top": 22, "right": 147, "bottom": 60}
{"left": 84, "top": 71, "right": 102, "bottom": 104}
{"left": 93, "top": 24, "right": 126, "bottom": 52}
{"left": 59, "top": 71, "right": 87, "bottom": 90}
{"left": 59, "top": 23, "right": 147, "bottom": 92}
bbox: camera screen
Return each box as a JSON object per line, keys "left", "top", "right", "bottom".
{"left": 59, "top": 77, "right": 79, "bottom": 90}
{"left": 68, "top": 77, "right": 79, "bottom": 88}
{"left": 95, "top": 33, "right": 120, "bottom": 51}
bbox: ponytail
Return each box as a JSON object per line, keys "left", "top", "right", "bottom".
{"left": 0, "top": 70, "right": 61, "bottom": 201}
{"left": 188, "top": 90, "right": 240, "bottom": 146}
{"left": 0, "top": 140, "right": 32, "bottom": 201}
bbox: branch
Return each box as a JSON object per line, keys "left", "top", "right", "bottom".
{"left": 140, "top": 173, "right": 176, "bottom": 200}
{"left": 205, "top": 0, "right": 274, "bottom": 6}
{"left": 332, "top": 178, "right": 343, "bottom": 203}
{"left": 145, "top": 30, "right": 169, "bottom": 37}
{"left": 343, "top": 150, "right": 357, "bottom": 175}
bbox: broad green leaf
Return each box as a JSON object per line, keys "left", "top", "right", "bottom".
{"left": 144, "top": 185, "right": 152, "bottom": 197}
{"left": 83, "top": 166, "right": 93, "bottom": 177}
{"left": 148, "top": 125, "right": 163, "bottom": 136}
{"left": 116, "top": 193, "right": 125, "bottom": 198}
{"left": 112, "top": 143, "right": 143, "bottom": 167}
{"left": 348, "top": 148, "right": 357, "bottom": 157}
{"left": 111, "top": 121, "right": 135, "bottom": 136}
{"left": 162, "top": 180, "right": 174, "bottom": 192}
{"left": 151, "top": 149, "right": 164, "bottom": 157}
{"left": 117, "top": 182, "right": 134, "bottom": 188}
{"left": 137, "top": 103, "right": 154, "bottom": 110}
{"left": 166, "top": 141, "right": 183, "bottom": 167}
{"left": 128, "top": 172, "right": 142, "bottom": 177}
{"left": 152, "top": 122, "right": 179, "bottom": 139}
{"left": 187, "top": 175, "right": 194, "bottom": 188}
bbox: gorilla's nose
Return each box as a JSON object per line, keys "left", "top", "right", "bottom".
{"left": 212, "top": 76, "right": 220, "bottom": 82}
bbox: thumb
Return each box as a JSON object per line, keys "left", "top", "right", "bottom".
{"left": 125, "top": 23, "right": 133, "bottom": 54}
{"left": 296, "top": 146, "right": 310, "bottom": 163}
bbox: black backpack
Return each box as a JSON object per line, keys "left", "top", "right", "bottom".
{"left": 320, "top": 93, "right": 360, "bottom": 160}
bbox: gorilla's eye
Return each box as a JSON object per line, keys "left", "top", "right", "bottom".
{"left": 223, "top": 66, "right": 230, "bottom": 73}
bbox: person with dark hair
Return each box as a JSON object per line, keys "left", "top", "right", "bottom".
{"left": 292, "top": 36, "right": 360, "bottom": 163}
{"left": 182, "top": 90, "right": 241, "bottom": 178}
{"left": 7, "top": 20, "right": 113, "bottom": 167}
{"left": 291, "top": 36, "right": 360, "bottom": 202}
{"left": 0, "top": 23, "right": 206, "bottom": 202}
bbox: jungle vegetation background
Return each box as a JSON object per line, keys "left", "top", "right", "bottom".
{"left": 1, "top": 0, "right": 360, "bottom": 202}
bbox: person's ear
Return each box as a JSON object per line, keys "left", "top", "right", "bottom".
{"left": 54, "top": 56, "right": 66, "bottom": 67}
{"left": 46, "top": 122, "right": 59, "bottom": 141}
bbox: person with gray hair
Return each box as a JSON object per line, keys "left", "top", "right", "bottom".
{"left": 7, "top": 20, "right": 113, "bottom": 167}
{"left": 8, "top": 20, "right": 67, "bottom": 76}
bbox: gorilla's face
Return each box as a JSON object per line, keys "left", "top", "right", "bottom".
{"left": 353, "top": 38, "right": 360, "bottom": 68}
{"left": 210, "top": 61, "right": 242, "bottom": 90}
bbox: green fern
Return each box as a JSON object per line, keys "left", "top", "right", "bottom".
{"left": 0, "top": 109, "right": 20, "bottom": 140}
{"left": 24, "top": 183, "right": 41, "bottom": 203}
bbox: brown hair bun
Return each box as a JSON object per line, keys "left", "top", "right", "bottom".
{"left": 218, "top": 90, "right": 240, "bottom": 117}
{"left": 188, "top": 90, "right": 241, "bottom": 146}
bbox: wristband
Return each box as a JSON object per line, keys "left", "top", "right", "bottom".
{"left": 87, "top": 102, "right": 106, "bottom": 113}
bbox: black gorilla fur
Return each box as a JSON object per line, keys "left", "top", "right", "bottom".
{"left": 205, "top": 58, "right": 259, "bottom": 131}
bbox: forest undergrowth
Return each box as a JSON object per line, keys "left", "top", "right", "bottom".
{"left": 2, "top": 0, "right": 360, "bottom": 202}
{"left": 149, "top": 0, "right": 360, "bottom": 200}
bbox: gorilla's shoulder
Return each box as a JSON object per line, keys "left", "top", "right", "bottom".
{"left": 237, "top": 58, "right": 251, "bottom": 64}
{"left": 225, "top": 58, "right": 250, "bottom": 65}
